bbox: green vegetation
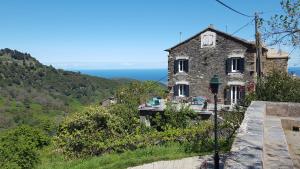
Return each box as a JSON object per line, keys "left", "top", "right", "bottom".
{"left": 246, "top": 70, "right": 300, "bottom": 103}
{"left": 264, "top": 0, "right": 300, "bottom": 47}
{"left": 56, "top": 105, "right": 213, "bottom": 158}
{"left": 38, "top": 143, "right": 199, "bottom": 169}
{"left": 0, "top": 48, "right": 131, "bottom": 131}
{"left": 0, "top": 49, "right": 240, "bottom": 169}
{"left": 53, "top": 81, "right": 238, "bottom": 168}
{"left": 150, "top": 103, "right": 197, "bottom": 131}
{"left": 0, "top": 125, "right": 50, "bottom": 169}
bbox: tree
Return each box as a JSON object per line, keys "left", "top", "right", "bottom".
{"left": 263, "top": 0, "right": 300, "bottom": 46}
{"left": 115, "top": 81, "right": 167, "bottom": 107}
{"left": 0, "top": 125, "right": 50, "bottom": 169}
{"left": 256, "top": 70, "right": 300, "bottom": 102}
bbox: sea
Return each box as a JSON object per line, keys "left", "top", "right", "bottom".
{"left": 76, "top": 69, "right": 168, "bottom": 84}
{"left": 72, "top": 67, "right": 300, "bottom": 83}
{"left": 288, "top": 67, "right": 300, "bottom": 76}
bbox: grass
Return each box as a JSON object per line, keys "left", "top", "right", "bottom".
{"left": 37, "top": 143, "right": 209, "bottom": 169}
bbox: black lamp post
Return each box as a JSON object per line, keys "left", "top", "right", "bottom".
{"left": 209, "top": 75, "right": 221, "bottom": 169}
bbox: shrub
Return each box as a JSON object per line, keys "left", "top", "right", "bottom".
{"left": 56, "top": 103, "right": 214, "bottom": 158}
{"left": 256, "top": 70, "right": 300, "bottom": 102}
{"left": 0, "top": 125, "right": 50, "bottom": 169}
{"left": 108, "top": 103, "right": 140, "bottom": 134}
{"left": 56, "top": 106, "right": 127, "bottom": 157}
{"left": 150, "top": 103, "right": 197, "bottom": 131}
{"left": 115, "top": 81, "right": 167, "bottom": 107}
{"left": 219, "top": 106, "right": 245, "bottom": 141}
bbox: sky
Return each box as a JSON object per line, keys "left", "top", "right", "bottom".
{"left": 0, "top": 0, "right": 298, "bottom": 69}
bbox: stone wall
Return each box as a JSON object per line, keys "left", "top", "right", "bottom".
{"left": 167, "top": 29, "right": 256, "bottom": 102}
{"left": 263, "top": 58, "right": 288, "bottom": 75}
{"left": 225, "top": 101, "right": 299, "bottom": 169}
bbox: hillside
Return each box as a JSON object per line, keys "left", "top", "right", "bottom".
{"left": 0, "top": 48, "right": 130, "bottom": 131}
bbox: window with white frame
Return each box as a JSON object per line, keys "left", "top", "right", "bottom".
{"left": 226, "top": 57, "right": 245, "bottom": 74}
{"left": 178, "top": 60, "right": 184, "bottom": 72}
{"left": 231, "top": 58, "right": 239, "bottom": 72}
{"left": 174, "top": 84, "right": 189, "bottom": 97}
{"left": 175, "top": 59, "right": 188, "bottom": 73}
{"left": 178, "top": 84, "right": 185, "bottom": 97}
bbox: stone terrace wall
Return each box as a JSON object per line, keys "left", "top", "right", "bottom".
{"left": 224, "top": 101, "right": 300, "bottom": 169}
{"left": 224, "top": 101, "right": 265, "bottom": 168}
{"left": 266, "top": 102, "right": 300, "bottom": 117}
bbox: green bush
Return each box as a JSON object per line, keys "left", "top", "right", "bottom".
{"left": 115, "top": 81, "right": 167, "bottom": 107}
{"left": 56, "top": 110, "right": 213, "bottom": 158}
{"left": 108, "top": 104, "right": 140, "bottom": 134}
{"left": 0, "top": 125, "right": 50, "bottom": 169}
{"left": 256, "top": 70, "right": 300, "bottom": 102}
{"left": 150, "top": 103, "right": 197, "bottom": 131}
{"left": 219, "top": 106, "right": 245, "bottom": 141}
{"left": 56, "top": 106, "right": 127, "bottom": 157}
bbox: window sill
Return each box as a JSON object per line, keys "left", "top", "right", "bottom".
{"left": 228, "top": 72, "right": 244, "bottom": 77}
{"left": 175, "top": 72, "right": 188, "bottom": 75}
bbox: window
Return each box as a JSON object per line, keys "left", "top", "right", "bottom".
{"left": 179, "top": 85, "right": 185, "bottom": 96}
{"left": 174, "top": 59, "right": 188, "bottom": 74}
{"left": 230, "top": 85, "right": 245, "bottom": 105}
{"left": 231, "top": 58, "right": 239, "bottom": 72}
{"left": 226, "top": 58, "right": 244, "bottom": 74}
{"left": 173, "top": 84, "right": 189, "bottom": 97}
{"left": 178, "top": 60, "right": 184, "bottom": 72}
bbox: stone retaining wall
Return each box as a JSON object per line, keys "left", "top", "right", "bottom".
{"left": 224, "top": 101, "right": 300, "bottom": 168}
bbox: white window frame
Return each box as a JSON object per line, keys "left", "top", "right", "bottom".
{"left": 178, "top": 84, "right": 185, "bottom": 97}
{"left": 230, "top": 85, "right": 241, "bottom": 105}
{"left": 231, "top": 58, "right": 240, "bottom": 73}
{"left": 178, "top": 60, "right": 184, "bottom": 72}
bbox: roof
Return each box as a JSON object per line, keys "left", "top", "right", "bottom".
{"left": 266, "top": 48, "right": 289, "bottom": 59}
{"left": 165, "top": 26, "right": 258, "bottom": 52}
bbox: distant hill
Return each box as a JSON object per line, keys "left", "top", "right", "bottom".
{"left": 0, "top": 48, "right": 130, "bottom": 131}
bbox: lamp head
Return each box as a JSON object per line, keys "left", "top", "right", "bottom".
{"left": 210, "top": 75, "right": 221, "bottom": 94}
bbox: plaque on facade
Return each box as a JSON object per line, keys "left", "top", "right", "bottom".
{"left": 201, "top": 31, "right": 216, "bottom": 48}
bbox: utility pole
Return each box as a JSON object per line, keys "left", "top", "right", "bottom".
{"left": 255, "top": 12, "right": 263, "bottom": 78}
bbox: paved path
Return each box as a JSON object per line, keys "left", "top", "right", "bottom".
{"left": 127, "top": 155, "right": 227, "bottom": 169}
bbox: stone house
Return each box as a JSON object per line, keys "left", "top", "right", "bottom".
{"left": 165, "top": 25, "right": 288, "bottom": 106}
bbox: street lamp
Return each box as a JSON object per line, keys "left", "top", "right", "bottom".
{"left": 209, "top": 75, "right": 222, "bottom": 169}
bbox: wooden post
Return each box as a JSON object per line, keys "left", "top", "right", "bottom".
{"left": 255, "top": 12, "right": 263, "bottom": 78}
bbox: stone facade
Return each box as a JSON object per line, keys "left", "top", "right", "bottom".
{"left": 166, "top": 26, "right": 256, "bottom": 104}
{"left": 166, "top": 26, "right": 288, "bottom": 105}
{"left": 263, "top": 48, "right": 289, "bottom": 75}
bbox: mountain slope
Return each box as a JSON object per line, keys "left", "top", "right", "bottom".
{"left": 0, "top": 48, "right": 129, "bottom": 131}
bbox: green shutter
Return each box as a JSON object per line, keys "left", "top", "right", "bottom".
{"left": 173, "top": 85, "right": 179, "bottom": 96}
{"left": 239, "top": 58, "right": 245, "bottom": 73}
{"left": 184, "top": 85, "right": 189, "bottom": 97}
{"left": 184, "top": 60, "right": 189, "bottom": 73}
{"left": 226, "top": 58, "right": 231, "bottom": 74}
{"left": 174, "top": 60, "right": 178, "bottom": 74}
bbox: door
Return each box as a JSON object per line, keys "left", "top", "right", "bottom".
{"left": 230, "top": 85, "right": 240, "bottom": 105}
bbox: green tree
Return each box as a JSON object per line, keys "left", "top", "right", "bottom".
{"left": 115, "top": 81, "right": 167, "bottom": 107}
{"left": 0, "top": 125, "right": 50, "bottom": 169}
{"left": 256, "top": 70, "right": 300, "bottom": 102}
{"left": 264, "top": 0, "right": 300, "bottom": 46}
